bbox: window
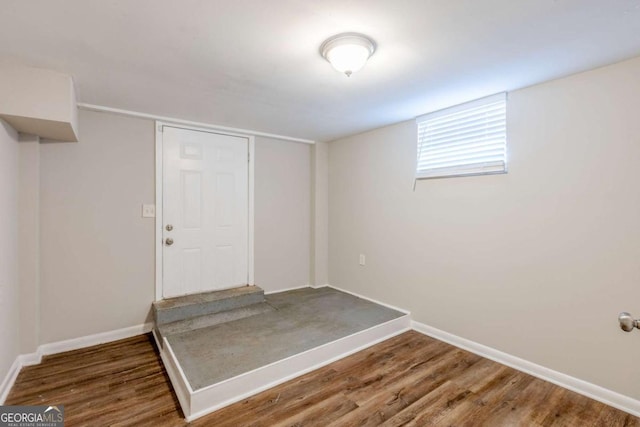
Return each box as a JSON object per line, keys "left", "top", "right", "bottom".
{"left": 416, "top": 93, "right": 507, "bottom": 179}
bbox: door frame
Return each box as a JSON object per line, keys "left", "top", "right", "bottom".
{"left": 154, "top": 121, "right": 255, "bottom": 301}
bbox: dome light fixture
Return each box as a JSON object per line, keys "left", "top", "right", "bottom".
{"left": 320, "top": 33, "right": 376, "bottom": 77}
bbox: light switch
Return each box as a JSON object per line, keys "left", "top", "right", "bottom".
{"left": 142, "top": 204, "right": 156, "bottom": 218}
{"left": 359, "top": 254, "right": 366, "bottom": 266}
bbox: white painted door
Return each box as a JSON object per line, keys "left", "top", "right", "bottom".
{"left": 162, "top": 126, "right": 249, "bottom": 298}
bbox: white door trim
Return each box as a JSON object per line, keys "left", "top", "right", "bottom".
{"left": 155, "top": 121, "right": 255, "bottom": 301}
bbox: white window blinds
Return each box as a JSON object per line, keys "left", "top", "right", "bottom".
{"left": 416, "top": 93, "right": 507, "bottom": 179}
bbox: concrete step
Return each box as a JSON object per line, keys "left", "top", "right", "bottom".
{"left": 155, "top": 301, "right": 276, "bottom": 345}
{"left": 153, "top": 285, "right": 265, "bottom": 325}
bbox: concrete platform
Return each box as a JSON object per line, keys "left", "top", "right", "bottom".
{"left": 154, "top": 286, "right": 411, "bottom": 421}
{"left": 153, "top": 285, "right": 264, "bottom": 325}
{"left": 155, "top": 301, "right": 275, "bottom": 345}
{"left": 168, "top": 287, "right": 405, "bottom": 389}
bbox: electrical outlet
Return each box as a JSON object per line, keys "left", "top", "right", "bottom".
{"left": 359, "top": 254, "right": 366, "bottom": 266}
{"left": 142, "top": 204, "right": 156, "bottom": 218}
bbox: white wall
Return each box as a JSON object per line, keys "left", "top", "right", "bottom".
{"left": 328, "top": 56, "right": 640, "bottom": 399}
{"left": 18, "top": 134, "right": 40, "bottom": 353}
{"left": 0, "top": 65, "right": 78, "bottom": 142}
{"left": 0, "top": 119, "right": 20, "bottom": 383}
{"left": 37, "top": 111, "right": 313, "bottom": 343}
{"left": 39, "top": 110, "right": 156, "bottom": 343}
{"left": 311, "top": 141, "right": 329, "bottom": 287}
{"left": 254, "top": 137, "right": 311, "bottom": 292}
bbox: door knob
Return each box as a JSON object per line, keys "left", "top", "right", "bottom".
{"left": 165, "top": 237, "right": 174, "bottom": 246}
{"left": 618, "top": 312, "right": 639, "bottom": 332}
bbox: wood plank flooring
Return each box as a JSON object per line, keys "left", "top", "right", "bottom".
{"left": 6, "top": 331, "right": 639, "bottom": 426}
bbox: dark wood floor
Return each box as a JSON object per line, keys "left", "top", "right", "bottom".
{"left": 6, "top": 331, "right": 638, "bottom": 426}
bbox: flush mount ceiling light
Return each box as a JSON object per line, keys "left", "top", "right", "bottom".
{"left": 320, "top": 33, "right": 376, "bottom": 77}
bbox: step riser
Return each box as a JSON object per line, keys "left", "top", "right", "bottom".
{"left": 155, "top": 292, "right": 265, "bottom": 325}
{"left": 155, "top": 302, "right": 276, "bottom": 346}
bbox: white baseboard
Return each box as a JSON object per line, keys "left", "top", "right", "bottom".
{"left": 263, "top": 285, "right": 312, "bottom": 295}
{"left": 0, "top": 357, "right": 22, "bottom": 404}
{"left": 158, "top": 313, "right": 410, "bottom": 421}
{"left": 18, "top": 352, "right": 41, "bottom": 367}
{"left": 324, "top": 284, "right": 410, "bottom": 315}
{"left": 412, "top": 320, "right": 640, "bottom": 418}
{"left": 152, "top": 330, "right": 193, "bottom": 415}
{"left": 188, "top": 316, "right": 410, "bottom": 421}
{"left": 266, "top": 284, "right": 409, "bottom": 316}
{"left": 0, "top": 322, "right": 153, "bottom": 404}
{"left": 36, "top": 323, "right": 153, "bottom": 358}
{"left": 154, "top": 283, "right": 411, "bottom": 420}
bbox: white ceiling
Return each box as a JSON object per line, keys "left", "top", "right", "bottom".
{"left": 1, "top": 0, "right": 640, "bottom": 142}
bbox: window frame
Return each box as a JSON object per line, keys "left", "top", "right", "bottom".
{"left": 415, "top": 92, "right": 508, "bottom": 180}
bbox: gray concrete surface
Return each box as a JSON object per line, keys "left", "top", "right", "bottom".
{"left": 166, "top": 287, "right": 405, "bottom": 390}
{"left": 156, "top": 302, "right": 276, "bottom": 345}
{"left": 153, "top": 285, "right": 264, "bottom": 324}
